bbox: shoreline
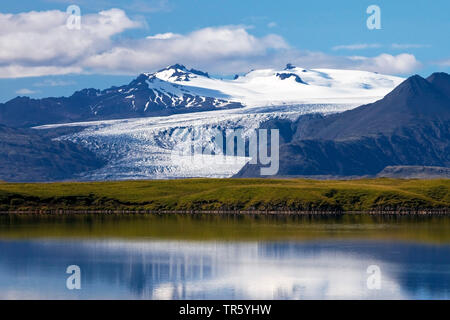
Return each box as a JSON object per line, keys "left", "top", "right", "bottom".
{"left": 1, "top": 209, "right": 449, "bottom": 216}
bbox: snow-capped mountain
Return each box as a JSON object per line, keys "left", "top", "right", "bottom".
{"left": 0, "top": 64, "right": 242, "bottom": 128}
{"left": 147, "top": 63, "right": 403, "bottom": 107}
{"left": 123, "top": 65, "right": 242, "bottom": 111}
{"left": 0, "top": 63, "right": 403, "bottom": 128}
{"left": 30, "top": 64, "right": 406, "bottom": 181}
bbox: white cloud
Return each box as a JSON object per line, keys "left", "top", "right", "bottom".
{"left": 16, "top": 88, "right": 38, "bottom": 95}
{"left": 332, "top": 43, "right": 382, "bottom": 51}
{"left": 391, "top": 43, "right": 431, "bottom": 49}
{"left": 0, "top": 65, "right": 82, "bottom": 78}
{"left": 146, "top": 32, "right": 181, "bottom": 40}
{"left": 267, "top": 22, "right": 277, "bottom": 28}
{"left": 33, "top": 79, "right": 76, "bottom": 87}
{"left": 83, "top": 25, "right": 289, "bottom": 74}
{"left": 0, "top": 9, "right": 140, "bottom": 78}
{"left": 0, "top": 9, "right": 422, "bottom": 78}
{"left": 348, "top": 53, "right": 421, "bottom": 74}
{"left": 332, "top": 43, "right": 431, "bottom": 52}
{"left": 434, "top": 59, "right": 450, "bottom": 67}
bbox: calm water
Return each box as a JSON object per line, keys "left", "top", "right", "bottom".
{"left": 0, "top": 214, "right": 449, "bottom": 300}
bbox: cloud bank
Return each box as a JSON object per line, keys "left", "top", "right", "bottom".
{"left": 0, "top": 9, "right": 422, "bottom": 78}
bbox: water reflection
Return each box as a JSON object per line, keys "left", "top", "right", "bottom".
{"left": 1, "top": 214, "right": 449, "bottom": 243}
{"left": 0, "top": 239, "right": 449, "bottom": 299}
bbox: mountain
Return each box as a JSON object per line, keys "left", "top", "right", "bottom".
{"left": 426, "top": 72, "right": 450, "bottom": 98}
{"left": 0, "top": 64, "right": 402, "bottom": 128}
{"left": 0, "top": 125, "right": 105, "bottom": 182}
{"left": 236, "top": 72, "right": 450, "bottom": 177}
{"left": 0, "top": 65, "right": 406, "bottom": 181}
{"left": 377, "top": 166, "right": 450, "bottom": 179}
{"left": 0, "top": 65, "right": 243, "bottom": 128}
{"left": 291, "top": 74, "right": 449, "bottom": 140}
{"left": 149, "top": 63, "right": 403, "bottom": 107}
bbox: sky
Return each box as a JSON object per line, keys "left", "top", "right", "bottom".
{"left": 0, "top": 0, "right": 449, "bottom": 102}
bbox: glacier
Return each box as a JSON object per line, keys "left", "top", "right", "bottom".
{"left": 35, "top": 65, "right": 404, "bottom": 180}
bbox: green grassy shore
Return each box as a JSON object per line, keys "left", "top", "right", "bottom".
{"left": 0, "top": 178, "right": 449, "bottom": 214}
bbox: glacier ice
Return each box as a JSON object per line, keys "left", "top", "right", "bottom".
{"left": 35, "top": 66, "right": 404, "bottom": 180}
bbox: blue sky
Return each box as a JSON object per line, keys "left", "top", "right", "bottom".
{"left": 0, "top": 0, "right": 449, "bottom": 102}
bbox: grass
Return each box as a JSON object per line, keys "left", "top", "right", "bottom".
{"left": 0, "top": 178, "right": 449, "bottom": 213}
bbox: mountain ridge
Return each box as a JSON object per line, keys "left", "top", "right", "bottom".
{"left": 0, "top": 64, "right": 402, "bottom": 128}
{"left": 236, "top": 72, "right": 450, "bottom": 177}
{"left": 290, "top": 73, "right": 450, "bottom": 141}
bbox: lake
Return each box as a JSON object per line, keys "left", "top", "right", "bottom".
{"left": 0, "top": 214, "right": 449, "bottom": 299}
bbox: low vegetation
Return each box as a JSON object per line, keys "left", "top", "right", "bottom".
{"left": 0, "top": 178, "right": 449, "bottom": 213}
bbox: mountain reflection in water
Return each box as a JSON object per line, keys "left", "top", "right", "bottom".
{"left": 0, "top": 239, "right": 449, "bottom": 299}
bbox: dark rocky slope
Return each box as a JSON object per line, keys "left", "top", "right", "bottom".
{"left": 0, "top": 125, "right": 105, "bottom": 182}
{"left": 236, "top": 72, "right": 450, "bottom": 177}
